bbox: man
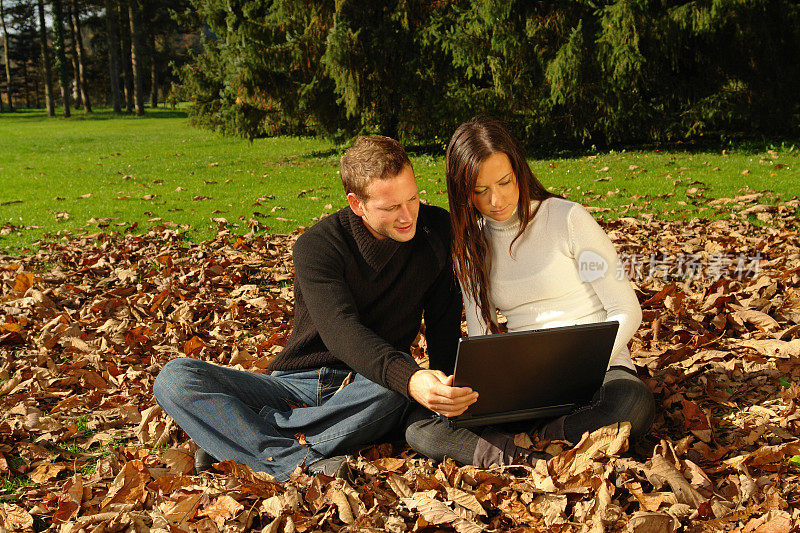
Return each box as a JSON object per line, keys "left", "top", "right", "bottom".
{"left": 154, "top": 136, "right": 478, "bottom": 481}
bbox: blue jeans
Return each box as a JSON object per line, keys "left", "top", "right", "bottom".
{"left": 153, "top": 358, "right": 409, "bottom": 481}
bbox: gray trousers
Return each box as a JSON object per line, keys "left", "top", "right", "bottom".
{"left": 404, "top": 367, "right": 655, "bottom": 465}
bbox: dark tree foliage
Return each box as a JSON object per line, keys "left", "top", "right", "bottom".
{"left": 0, "top": 0, "right": 13, "bottom": 111}
{"left": 51, "top": 0, "right": 72, "bottom": 117}
{"left": 128, "top": 0, "right": 145, "bottom": 115}
{"left": 175, "top": 0, "right": 344, "bottom": 139}
{"left": 0, "top": 0, "right": 198, "bottom": 114}
{"left": 5, "top": 1, "right": 41, "bottom": 109}
{"left": 179, "top": 0, "right": 800, "bottom": 146}
{"left": 68, "top": 0, "right": 92, "bottom": 112}
{"left": 37, "top": 0, "right": 55, "bottom": 116}
{"left": 103, "top": 0, "right": 122, "bottom": 112}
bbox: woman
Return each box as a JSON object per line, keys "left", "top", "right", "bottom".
{"left": 405, "top": 116, "right": 655, "bottom": 468}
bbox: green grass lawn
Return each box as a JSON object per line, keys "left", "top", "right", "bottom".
{"left": 1, "top": 107, "right": 798, "bottom": 253}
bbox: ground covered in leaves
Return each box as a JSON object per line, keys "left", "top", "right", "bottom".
{"left": 2, "top": 195, "right": 800, "bottom": 532}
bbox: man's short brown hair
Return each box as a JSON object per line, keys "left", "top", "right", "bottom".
{"left": 340, "top": 136, "right": 412, "bottom": 199}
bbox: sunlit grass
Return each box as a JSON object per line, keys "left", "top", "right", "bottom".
{"left": 1, "top": 107, "right": 798, "bottom": 253}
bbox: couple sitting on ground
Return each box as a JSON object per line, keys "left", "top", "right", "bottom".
{"left": 153, "top": 116, "right": 656, "bottom": 480}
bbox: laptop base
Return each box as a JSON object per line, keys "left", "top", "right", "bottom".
{"left": 449, "top": 403, "right": 575, "bottom": 429}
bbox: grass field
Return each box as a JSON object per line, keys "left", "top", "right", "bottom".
{"left": 1, "top": 107, "right": 798, "bottom": 253}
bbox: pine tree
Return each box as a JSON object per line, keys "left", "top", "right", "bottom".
{"left": 36, "top": 0, "right": 54, "bottom": 116}
{"left": 8, "top": 0, "right": 41, "bottom": 108}
{"left": 119, "top": 0, "right": 134, "bottom": 113}
{"left": 51, "top": 0, "right": 71, "bottom": 117}
{"left": 68, "top": 0, "right": 90, "bottom": 113}
{"left": 104, "top": 0, "right": 122, "bottom": 113}
{"left": 128, "top": 0, "right": 144, "bottom": 115}
{"left": 178, "top": 0, "right": 800, "bottom": 145}
{"left": 0, "top": 0, "right": 13, "bottom": 111}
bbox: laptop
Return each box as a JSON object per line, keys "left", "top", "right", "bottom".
{"left": 448, "top": 321, "right": 619, "bottom": 428}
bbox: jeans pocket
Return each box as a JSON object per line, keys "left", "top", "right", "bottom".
{"left": 317, "top": 367, "right": 352, "bottom": 403}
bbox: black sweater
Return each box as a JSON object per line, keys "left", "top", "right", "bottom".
{"left": 268, "top": 204, "right": 462, "bottom": 398}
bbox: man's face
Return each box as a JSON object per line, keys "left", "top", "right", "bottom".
{"left": 347, "top": 164, "right": 420, "bottom": 242}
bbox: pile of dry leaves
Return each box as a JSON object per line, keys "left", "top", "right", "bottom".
{"left": 1, "top": 195, "right": 799, "bottom": 532}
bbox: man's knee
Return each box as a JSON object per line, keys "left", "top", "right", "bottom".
{"left": 153, "top": 358, "right": 203, "bottom": 404}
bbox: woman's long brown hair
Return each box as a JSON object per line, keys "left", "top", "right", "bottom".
{"left": 445, "top": 116, "right": 557, "bottom": 334}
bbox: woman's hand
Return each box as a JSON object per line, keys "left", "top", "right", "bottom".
{"left": 408, "top": 370, "right": 479, "bottom": 417}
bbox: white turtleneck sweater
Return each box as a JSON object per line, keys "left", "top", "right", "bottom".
{"left": 463, "top": 197, "right": 641, "bottom": 369}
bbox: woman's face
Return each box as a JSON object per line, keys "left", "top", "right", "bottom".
{"left": 471, "top": 152, "right": 520, "bottom": 222}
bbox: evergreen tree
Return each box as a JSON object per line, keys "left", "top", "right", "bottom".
{"left": 118, "top": 0, "right": 134, "bottom": 112}
{"left": 68, "top": 0, "right": 91, "bottom": 112}
{"left": 0, "top": 0, "right": 12, "bottom": 111}
{"left": 320, "top": 0, "right": 457, "bottom": 140}
{"left": 104, "top": 0, "right": 122, "bottom": 112}
{"left": 37, "top": 0, "right": 54, "bottom": 116}
{"left": 176, "top": 0, "right": 344, "bottom": 139}
{"left": 51, "top": 0, "right": 71, "bottom": 117}
{"left": 128, "top": 0, "right": 143, "bottom": 115}
{"left": 6, "top": 0, "right": 39, "bottom": 108}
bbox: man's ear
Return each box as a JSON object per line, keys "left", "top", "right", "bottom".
{"left": 347, "top": 192, "right": 366, "bottom": 217}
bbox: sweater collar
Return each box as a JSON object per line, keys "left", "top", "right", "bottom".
{"left": 483, "top": 206, "right": 521, "bottom": 231}
{"left": 483, "top": 200, "right": 541, "bottom": 232}
{"left": 341, "top": 207, "right": 404, "bottom": 272}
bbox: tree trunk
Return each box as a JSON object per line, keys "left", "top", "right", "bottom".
{"left": 51, "top": 0, "right": 71, "bottom": 117}
{"left": 150, "top": 33, "right": 158, "bottom": 108}
{"left": 0, "top": 0, "right": 13, "bottom": 111}
{"left": 37, "top": 0, "right": 55, "bottom": 116}
{"left": 128, "top": 0, "right": 144, "bottom": 115}
{"left": 104, "top": 0, "right": 121, "bottom": 113}
{"left": 70, "top": 0, "right": 90, "bottom": 112}
{"left": 65, "top": 2, "right": 82, "bottom": 108}
{"left": 118, "top": 0, "right": 133, "bottom": 113}
{"left": 25, "top": 59, "right": 35, "bottom": 108}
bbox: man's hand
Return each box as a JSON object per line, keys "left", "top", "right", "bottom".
{"left": 408, "top": 369, "right": 478, "bottom": 417}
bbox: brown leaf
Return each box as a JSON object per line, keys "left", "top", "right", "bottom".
{"left": 402, "top": 492, "right": 483, "bottom": 533}
{"left": 162, "top": 447, "right": 194, "bottom": 475}
{"left": 735, "top": 309, "right": 780, "bottom": 331}
{"left": 183, "top": 335, "right": 206, "bottom": 356}
{"left": 513, "top": 432, "right": 534, "bottom": 449}
{"left": 13, "top": 272, "right": 36, "bottom": 293}
{"left": 328, "top": 488, "right": 355, "bottom": 524}
{"left": 28, "top": 462, "right": 66, "bottom": 483}
{"left": 1, "top": 503, "right": 34, "bottom": 532}
{"left": 645, "top": 454, "right": 705, "bottom": 508}
{"left": 101, "top": 459, "right": 151, "bottom": 510}
{"left": 626, "top": 511, "right": 678, "bottom": 532}
{"left": 741, "top": 509, "right": 794, "bottom": 533}
{"left": 198, "top": 495, "right": 244, "bottom": 528}
{"left": 446, "top": 486, "right": 486, "bottom": 516}
{"left": 159, "top": 490, "right": 204, "bottom": 529}
{"left": 680, "top": 399, "right": 712, "bottom": 442}
{"left": 372, "top": 457, "right": 406, "bottom": 472}
{"left": 53, "top": 474, "right": 84, "bottom": 524}
{"left": 387, "top": 472, "right": 412, "bottom": 498}
{"left": 529, "top": 493, "right": 568, "bottom": 526}
{"left": 549, "top": 422, "right": 630, "bottom": 483}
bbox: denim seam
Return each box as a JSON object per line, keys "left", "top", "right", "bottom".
{"left": 273, "top": 446, "right": 319, "bottom": 481}
{"left": 308, "top": 398, "right": 406, "bottom": 446}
